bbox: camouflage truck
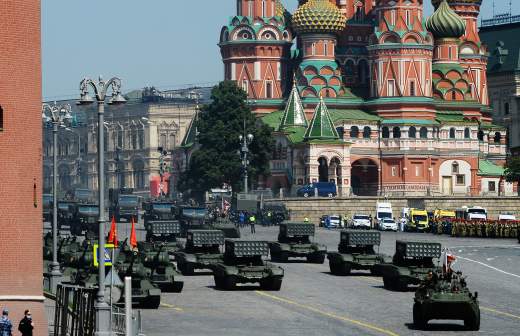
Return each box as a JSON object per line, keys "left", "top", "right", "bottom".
{"left": 374, "top": 241, "right": 442, "bottom": 291}
{"left": 138, "top": 241, "right": 184, "bottom": 293}
{"left": 269, "top": 222, "right": 327, "bottom": 263}
{"left": 327, "top": 230, "right": 391, "bottom": 275}
{"left": 213, "top": 240, "right": 284, "bottom": 290}
{"left": 69, "top": 203, "right": 99, "bottom": 236}
{"left": 413, "top": 269, "right": 480, "bottom": 330}
{"left": 146, "top": 220, "right": 183, "bottom": 255}
{"left": 174, "top": 230, "right": 225, "bottom": 275}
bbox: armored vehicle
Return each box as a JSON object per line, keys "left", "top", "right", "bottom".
{"left": 69, "top": 203, "right": 99, "bottom": 236}
{"left": 57, "top": 200, "right": 77, "bottom": 229}
{"left": 109, "top": 188, "right": 140, "bottom": 222}
{"left": 374, "top": 241, "right": 442, "bottom": 291}
{"left": 327, "top": 230, "right": 391, "bottom": 275}
{"left": 146, "top": 220, "right": 183, "bottom": 255}
{"left": 269, "top": 222, "right": 326, "bottom": 263}
{"left": 261, "top": 203, "right": 289, "bottom": 225}
{"left": 42, "top": 194, "right": 53, "bottom": 222}
{"left": 179, "top": 206, "right": 210, "bottom": 236}
{"left": 213, "top": 240, "right": 284, "bottom": 290}
{"left": 175, "top": 230, "right": 224, "bottom": 275}
{"left": 143, "top": 200, "right": 177, "bottom": 231}
{"left": 212, "top": 219, "right": 241, "bottom": 238}
{"left": 138, "top": 241, "right": 184, "bottom": 292}
{"left": 413, "top": 270, "right": 480, "bottom": 330}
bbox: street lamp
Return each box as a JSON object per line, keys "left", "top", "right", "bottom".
{"left": 78, "top": 76, "right": 126, "bottom": 336}
{"left": 41, "top": 102, "right": 73, "bottom": 293}
{"left": 238, "top": 131, "right": 254, "bottom": 193}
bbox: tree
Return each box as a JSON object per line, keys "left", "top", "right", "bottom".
{"left": 179, "top": 81, "right": 274, "bottom": 199}
{"left": 504, "top": 156, "right": 520, "bottom": 192}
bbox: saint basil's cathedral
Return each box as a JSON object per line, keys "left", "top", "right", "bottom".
{"left": 218, "top": 0, "right": 515, "bottom": 196}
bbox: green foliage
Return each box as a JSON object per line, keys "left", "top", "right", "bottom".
{"left": 504, "top": 156, "right": 520, "bottom": 183}
{"left": 179, "top": 81, "right": 274, "bottom": 198}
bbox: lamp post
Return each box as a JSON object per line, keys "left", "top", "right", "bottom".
{"left": 42, "top": 102, "right": 73, "bottom": 293}
{"left": 238, "top": 129, "right": 254, "bottom": 193}
{"left": 78, "top": 76, "right": 126, "bottom": 336}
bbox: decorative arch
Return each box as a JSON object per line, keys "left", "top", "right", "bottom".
{"left": 419, "top": 127, "right": 428, "bottom": 139}
{"left": 258, "top": 26, "right": 281, "bottom": 40}
{"left": 379, "top": 32, "right": 401, "bottom": 44}
{"left": 231, "top": 25, "right": 256, "bottom": 40}
{"left": 351, "top": 158, "right": 379, "bottom": 196}
{"left": 408, "top": 126, "right": 417, "bottom": 138}
{"left": 363, "top": 126, "right": 371, "bottom": 138}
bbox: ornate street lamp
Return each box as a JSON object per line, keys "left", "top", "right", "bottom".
{"left": 77, "top": 76, "right": 126, "bottom": 335}
{"left": 41, "top": 102, "right": 73, "bottom": 293}
{"left": 239, "top": 131, "right": 254, "bottom": 193}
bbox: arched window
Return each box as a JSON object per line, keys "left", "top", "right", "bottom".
{"left": 382, "top": 126, "right": 390, "bottom": 139}
{"left": 350, "top": 126, "right": 359, "bottom": 138}
{"left": 494, "top": 132, "right": 501, "bottom": 143}
{"left": 138, "top": 129, "right": 144, "bottom": 149}
{"left": 420, "top": 127, "right": 428, "bottom": 139}
{"left": 505, "top": 102, "right": 510, "bottom": 115}
{"left": 345, "top": 60, "right": 355, "bottom": 76}
{"left": 336, "top": 126, "right": 345, "bottom": 139}
{"left": 117, "top": 129, "right": 124, "bottom": 149}
{"left": 464, "top": 128, "right": 470, "bottom": 139}
{"left": 478, "top": 130, "right": 484, "bottom": 141}
{"left": 393, "top": 126, "right": 401, "bottom": 139}
{"left": 131, "top": 127, "right": 137, "bottom": 150}
{"left": 449, "top": 128, "right": 456, "bottom": 139}
{"left": 408, "top": 126, "right": 416, "bottom": 138}
{"left": 133, "top": 161, "right": 145, "bottom": 189}
{"left": 363, "top": 126, "right": 371, "bottom": 138}
{"left": 452, "top": 162, "right": 459, "bottom": 174}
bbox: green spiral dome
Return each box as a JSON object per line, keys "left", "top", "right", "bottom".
{"left": 431, "top": 0, "right": 482, "bottom": 9}
{"left": 426, "top": 0, "right": 466, "bottom": 39}
{"left": 292, "top": 0, "right": 346, "bottom": 35}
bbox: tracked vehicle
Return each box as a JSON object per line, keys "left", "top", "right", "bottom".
{"left": 213, "top": 240, "right": 284, "bottom": 290}
{"left": 269, "top": 222, "right": 326, "bottom": 263}
{"left": 139, "top": 241, "right": 184, "bottom": 292}
{"left": 327, "top": 230, "right": 391, "bottom": 275}
{"left": 213, "top": 219, "right": 241, "bottom": 238}
{"left": 145, "top": 220, "right": 183, "bottom": 255}
{"left": 374, "top": 240, "right": 442, "bottom": 291}
{"left": 175, "top": 230, "right": 224, "bottom": 275}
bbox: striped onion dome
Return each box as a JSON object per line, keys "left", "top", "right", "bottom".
{"left": 426, "top": 0, "right": 466, "bottom": 39}
{"left": 292, "top": 0, "right": 346, "bottom": 35}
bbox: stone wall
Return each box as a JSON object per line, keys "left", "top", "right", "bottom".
{"left": 265, "top": 196, "right": 520, "bottom": 223}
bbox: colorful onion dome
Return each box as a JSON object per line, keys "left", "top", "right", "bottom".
{"left": 426, "top": 0, "right": 466, "bottom": 39}
{"left": 432, "top": 0, "right": 482, "bottom": 9}
{"left": 292, "top": 0, "right": 346, "bottom": 35}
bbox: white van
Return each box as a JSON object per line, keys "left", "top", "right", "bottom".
{"left": 376, "top": 202, "right": 393, "bottom": 227}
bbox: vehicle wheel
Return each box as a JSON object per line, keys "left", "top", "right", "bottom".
{"left": 143, "top": 296, "right": 161, "bottom": 309}
{"left": 279, "top": 252, "right": 289, "bottom": 263}
{"left": 181, "top": 263, "right": 194, "bottom": 276}
{"left": 395, "top": 278, "right": 408, "bottom": 291}
{"left": 329, "top": 261, "right": 340, "bottom": 275}
{"left": 308, "top": 254, "right": 325, "bottom": 264}
{"left": 383, "top": 277, "right": 394, "bottom": 290}
{"left": 370, "top": 268, "right": 381, "bottom": 276}
{"left": 303, "top": 193, "right": 309, "bottom": 198}
{"left": 266, "top": 277, "right": 282, "bottom": 291}
{"left": 337, "top": 263, "right": 351, "bottom": 276}
{"left": 413, "top": 303, "right": 427, "bottom": 329}
{"left": 214, "top": 276, "right": 224, "bottom": 289}
{"left": 464, "top": 308, "right": 480, "bottom": 331}
{"left": 224, "top": 276, "right": 236, "bottom": 290}
{"left": 171, "top": 281, "right": 184, "bottom": 293}
{"left": 327, "top": 193, "right": 333, "bottom": 198}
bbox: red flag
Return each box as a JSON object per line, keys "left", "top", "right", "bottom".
{"left": 107, "top": 216, "right": 118, "bottom": 247}
{"left": 130, "top": 216, "right": 138, "bottom": 249}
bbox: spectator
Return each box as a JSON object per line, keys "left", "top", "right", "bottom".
{"left": 0, "top": 309, "right": 12, "bottom": 336}
{"left": 18, "top": 310, "right": 33, "bottom": 336}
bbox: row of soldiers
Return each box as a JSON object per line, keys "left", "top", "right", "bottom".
{"left": 431, "top": 219, "right": 519, "bottom": 238}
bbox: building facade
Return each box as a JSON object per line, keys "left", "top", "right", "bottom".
{"left": 42, "top": 87, "right": 208, "bottom": 198}
{"left": 0, "top": 0, "right": 47, "bottom": 333}
{"left": 218, "top": 0, "right": 515, "bottom": 197}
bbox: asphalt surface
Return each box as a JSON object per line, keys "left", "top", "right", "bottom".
{"left": 46, "top": 220, "right": 520, "bottom": 335}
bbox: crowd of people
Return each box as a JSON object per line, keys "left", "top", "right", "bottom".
{"left": 0, "top": 309, "right": 34, "bottom": 336}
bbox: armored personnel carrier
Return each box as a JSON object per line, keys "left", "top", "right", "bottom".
{"left": 374, "top": 240, "right": 442, "bottom": 291}
{"left": 269, "top": 222, "right": 326, "bottom": 263}
{"left": 138, "top": 241, "right": 184, "bottom": 292}
{"left": 145, "top": 220, "right": 183, "bottom": 255}
{"left": 174, "top": 230, "right": 224, "bottom": 275}
{"left": 327, "top": 230, "right": 391, "bottom": 275}
{"left": 413, "top": 270, "right": 480, "bottom": 330}
{"left": 213, "top": 240, "right": 284, "bottom": 290}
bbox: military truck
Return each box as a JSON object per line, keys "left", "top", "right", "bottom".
{"left": 213, "top": 240, "right": 284, "bottom": 290}
{"left": 413, "top": 270, "right": 480, "bottom": 330}
{"left": 145, "top": 220, "right": 183, "bottom": 255}
{"left": 138, "top": 241, "right": 184, "bottom": 292}
{"left": 57, "top": 200, "right": 77, "bottom": 229}
{"left": 109, "top": 188, "right": 140, "bottom": 222}
{"left": 179, "top": 206, "right": 210, "bottom": 236}
{"left": 374, "top": 241, "right": 442, "bottom": 291}
{"left": 42, "top": 194, "right": 53, "bottom": 222}
{"left": 269, "top": 222, "right": 326, "bottom": 263}
{"left": 327, "top": 230, "right": 391, "bottom": 275}
{"left": 175, "top": 230, "right": 224, "bottom": 275}
{"left": 261, "top": 203, "right": 290, "bottom": 225}
{"left": 143, "top": 199, "right": 177, "bottom": 232}
{"left": 69, "top": 203, "right": 100, "bottom": 236}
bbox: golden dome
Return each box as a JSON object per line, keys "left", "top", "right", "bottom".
{"left": 292, "top": 0, "right": 346, "bottom": 35}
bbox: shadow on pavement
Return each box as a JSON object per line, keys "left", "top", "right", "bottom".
{"left": 405, "top": 322, "right": 467, "bottom": 331}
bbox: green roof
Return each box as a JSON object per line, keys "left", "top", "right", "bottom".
{"left": 279, "top": 82, "right": 308, "bottom": 130}
{"left": 261, "top": 110, "right": 283, "bottom": 129}
{"left": 180, "top": 115, "right": 198, "bottom": 148}
{"left": 435, "top": 112, "right": 477, "bottom": 124}
{"left": 329, "top": 109, "right": 381, "bottom": 122}
{"left": 304, "top": 96, "right": 339, "bottom": 140}
{"left": 480, "top": 22, "right": 520, "bottom": 73}
{"left": 478, "top": 160, "right": 504, "bottom": 177}
{"left": 480, "top": 121, "right": 505, "bottom": 130}
{"left": 381, "top": 119, "right": 439, "bottom": 125}
{"left": 285, "top": 126, "right": 306, "bottom": 144}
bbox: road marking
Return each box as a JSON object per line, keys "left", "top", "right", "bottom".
{"left": 457, "top": 256, "right": 520, "bottom": 279}
{"left": 255, "top": 291, "right": 400, "bottom": 336}
{"left": 449, "top": 245, "right": 520, "bottom": 249}
{"left": 358, "top": 276, "right": 383, "bottom": 283}
{"left": 160, "top": 303, "right": 183, "bottom": 311}
{"left": 481, "top": 306, "right": 520, "bottom": 320}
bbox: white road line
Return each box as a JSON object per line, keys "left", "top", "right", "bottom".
{"left": 458, "top": 256, "right": 520, "bottom": 279}
{"left": 448, "top": 245, "right": 520, "bottom": 249}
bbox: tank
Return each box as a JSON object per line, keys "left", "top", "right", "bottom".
{"left": 212, "top": 219, "right": 241, "bottom": 238}
{"left": 145, "top": 220, "right": 183, "bottom": 255}
{"left": 413, "top": 270, "right": 480, "bottom": 330}
{"left": 174, "top": 230, "right": 224, "bottom": 275}
{"left": 374, "top": 240, "right": 442, "bottom": 291}
{"left": 269, "top": 222, "right": 327, "bottom": 263}
{"left": 327, "top": 230, "right": 391, "bottom": 275}
{"left": 212, "top": 240, "right": 284, "bottom": 290}
{"left": 138, "top": 241, "right": 184, "bottom": 293}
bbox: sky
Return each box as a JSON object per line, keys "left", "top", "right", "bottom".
{"left": 43, "top": 0, "right": 519, "bottom": 100}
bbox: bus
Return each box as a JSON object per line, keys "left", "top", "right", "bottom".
{"left": 455, "top": 206, "right": 488, "bottom": 221}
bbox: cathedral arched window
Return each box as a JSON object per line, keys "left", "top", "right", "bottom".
{"left": 133, "top": 160, "right": 145, "bottom": 189}
{"left": 350, "top": 126, "right": 359, "bottom": 138}
{"left": 363, "top": 126, "right": 371, "bottom": 139}
{"left": 449, "top": 128, "right": 456, "bottom": 139}
{"left": 464, "top": 128, "right": 471, "bottom": 139}
{"left": 494, "top": 132, "right": 501, "bottom": 143}
{"left": 420, "top": 127, "right": 428, "bottom": 139}
{"left": 408, "top": 126, "right": 416, "bottom": 138}
{"left": 345, "top": 60, "right": 355, "bottom": 76}
{"left": 478, "top": 130, "right": 484, "bottom": 141}
{"left": 382, "top": 126, "right": 390, "bottom": 139}
{"left": 393, "top": 127, "right": 401, "bottom": 139}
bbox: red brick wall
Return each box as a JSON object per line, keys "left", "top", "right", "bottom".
{"left": 0, "top": 0, "right": 46, "bottom": 335}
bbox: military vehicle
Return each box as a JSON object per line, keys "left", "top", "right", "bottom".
{"left": 413, "top": 270, "right": 480, "bottom": 330}
{"left": 261, "top": 203, "right": 290, "bottom": 225}
{"left": 179, "top": 206, "right": 210, "bottom": 236}
{"left": 69, "top": 203, "right": 100, "bottom": 236}
{"left": 213, "top": 240, "right": 284, "bottom": 290}
{"left": 212, "top": 219, "right": 241, "bottom": 238}
{"left": 138, "top": 241, "right": 184, "bottom": 292}
{"left": 109, "top": 188, "right": 140, "bottom": 222}
{"left": 175, "top": 230, "right": 224, "bottom": 275}
{"left": 374, "top": 241, "right": 442, "bottom": 291}
{"left": 143, "top": 199, "right": 177, "bottom": 232}
{"left": 57, "top": 200, "right": 77, "bottom": 229}
{"left": 269, "top": 222, "right": 326, "bottom": 263}
{"left": 327, "top": 230, "right": 391, "bottom": 275}
{"left": 42, "top": 194, "right": 53, "bottom": 222}
{"left": 145, "top": 220, "right": 183, "bottom": 255}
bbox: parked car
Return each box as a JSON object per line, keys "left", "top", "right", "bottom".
{"left": 297, "top": 182, "right": 337, "bottom": 198}
{"left": 320, "top": 215, "right": 342, "bottom": 228}
{"left": 379, "top": 218, "right": 398, "bottom": 232}
{"left": 352, "top": 214, "right": 371, "bottom": 230}
{"left": 498, "top": 214, "right": 516, "bottom": 221}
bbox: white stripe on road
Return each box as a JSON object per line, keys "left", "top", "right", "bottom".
{"left": 448, "top": 245, "right": 520, "bottom": 249}
{"left": 458, "top": 256, "right": 520, "bottom": 279}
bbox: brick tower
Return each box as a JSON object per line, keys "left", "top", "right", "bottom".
{"left": 0, "top": 0, "right": 45, "bottom": 334}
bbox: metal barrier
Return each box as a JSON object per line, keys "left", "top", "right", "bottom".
{"left": 54, "top": 284, "right": 96, "bottom": 336}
